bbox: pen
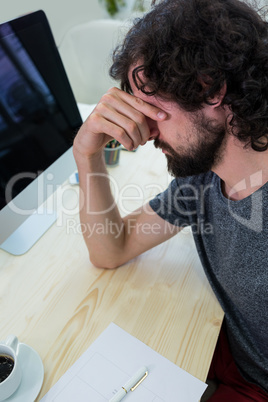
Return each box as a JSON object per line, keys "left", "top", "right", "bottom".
{"left": 109, "top": 366, "right": 149, "bottom": 402}
{"left": 106, "top": 140, "right": 120, "bottom": 148}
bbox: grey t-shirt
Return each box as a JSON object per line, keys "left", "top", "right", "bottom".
{"left": 149, "top": 171, "right": 268, "bottom": 393}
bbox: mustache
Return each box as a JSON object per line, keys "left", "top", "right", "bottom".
{"left": 154, "top": 137, "right": 176, "bottom": 155}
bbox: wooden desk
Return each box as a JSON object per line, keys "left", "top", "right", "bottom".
{"left": 0, "top": 142, "right": 223, "bottom": 400}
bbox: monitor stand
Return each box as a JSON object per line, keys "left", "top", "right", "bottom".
{"left": 0, "top": 208, "right": 57, "bottom": 256}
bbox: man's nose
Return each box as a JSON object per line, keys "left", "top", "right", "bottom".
{"left": 146, "top": 118, "right": 159, "bottom": 141}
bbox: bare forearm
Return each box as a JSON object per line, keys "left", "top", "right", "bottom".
{"left": 74, "top": 147, "right": 126, "bottom": 268}
{"left": 72, "top": 87, "right": 168, "bottom": 267}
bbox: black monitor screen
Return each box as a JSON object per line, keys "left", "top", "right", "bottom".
{"left": 0, "top": 10, "right": 82, "bottom": 209}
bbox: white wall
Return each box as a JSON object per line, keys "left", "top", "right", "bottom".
{"left": 0, "top": 0, "right": 110, "bottom": 46}
{"left": 2, "top": 0, "right": 266, "bottom": 47}
{"left": 0, "top": 0, "right": 152, "bottom": 46}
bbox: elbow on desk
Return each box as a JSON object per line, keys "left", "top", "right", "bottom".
{"left": 89, "top": 253, "right": 123, "bottom": 270}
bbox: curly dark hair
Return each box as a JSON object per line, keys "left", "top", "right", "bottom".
{"left": 110, "top": 0, "right": 268, "bottom": 151}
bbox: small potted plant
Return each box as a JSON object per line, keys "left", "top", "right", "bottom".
{"left": 100, "top": 0, "right": 145, "bottom": 17}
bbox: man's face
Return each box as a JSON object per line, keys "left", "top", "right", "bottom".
{"left": 128, "top": 68, "right": 227, "bottom": 177}
{"left": 154, "top": 110, "right": 227, "bottom": 177}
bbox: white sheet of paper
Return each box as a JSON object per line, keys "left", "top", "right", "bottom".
{"left": 41, "top": 323, "right": 207, "bottom": 402}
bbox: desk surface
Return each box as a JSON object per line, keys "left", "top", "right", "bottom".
{"left": 0, "top": 141, "right": 223, "bottom": 400}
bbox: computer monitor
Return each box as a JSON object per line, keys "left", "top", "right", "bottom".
{"left": 0, "top": 10, "right": 83, "bottom": 255}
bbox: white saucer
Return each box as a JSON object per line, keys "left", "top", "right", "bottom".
{"left": 5, "top": 343, "right": 44, "bottom": 401}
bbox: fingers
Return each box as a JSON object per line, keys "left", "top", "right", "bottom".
{"left": 92, "top": 87, "right": 167, "bottom": 150}
{"left": 89, "top": 111, "right": 141, "bottom": 151}
{"left": 107, "top": 87, "right": 167, "bottom": 122}
{"left": 94, "top": 101, "right": 145, "bottom": 150}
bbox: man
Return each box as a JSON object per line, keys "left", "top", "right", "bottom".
{"left": 73, "top": 0, "right": 268, "bottom": 400}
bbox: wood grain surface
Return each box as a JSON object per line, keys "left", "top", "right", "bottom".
{"left": 0, "top": 142, "right": 223, "bottom": 400}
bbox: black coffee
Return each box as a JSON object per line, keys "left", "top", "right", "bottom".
{"left": 0, "top": 354, "right": 14, "bottom": 383}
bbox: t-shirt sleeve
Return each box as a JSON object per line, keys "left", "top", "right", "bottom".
{"left": 149, "top": 178, "right": 194, "bottom": 228}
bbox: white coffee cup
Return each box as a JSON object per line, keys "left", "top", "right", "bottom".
{"left": 0, "top": 335, "right": 22, "bottom": 401}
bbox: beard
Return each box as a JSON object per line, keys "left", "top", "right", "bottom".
{"left": 154, "top": 112, "right": 226, "bottom": 177}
